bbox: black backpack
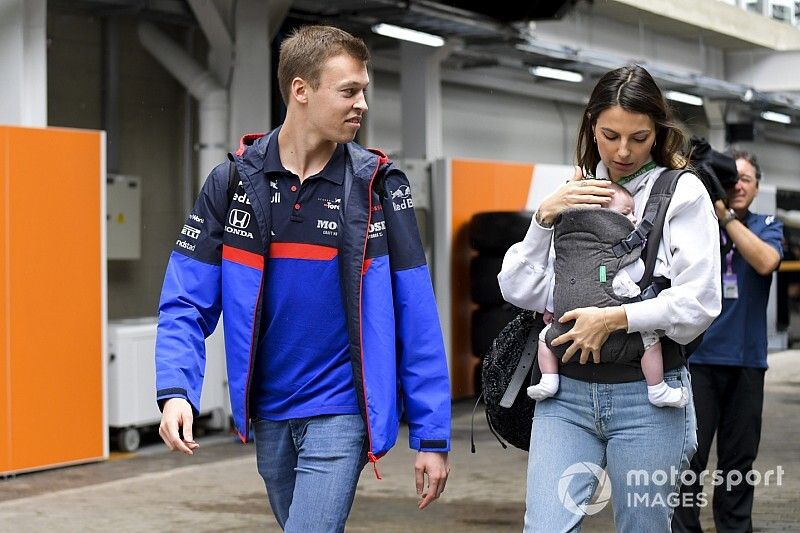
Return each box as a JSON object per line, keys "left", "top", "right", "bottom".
{"left": 477, "top": 169, "right": 697, "bottom": 451}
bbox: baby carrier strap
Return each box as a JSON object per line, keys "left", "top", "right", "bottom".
{"left": 605, "top": 169, "right": 689, "bottom": 299}
{"left": 611, "top": 169, "right": 685, "bottom": 263}
{"left": 635, "top": 168, "right": 690, "bottom": 297}
{"left": 634, "top": 168, "right": 706, "bottom": 362}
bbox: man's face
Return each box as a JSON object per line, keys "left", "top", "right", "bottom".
{"left": 728, "top": 158, "right": 759, "bottom": 212}
{"left": 304, "top": 53, "right": 369, "bottom": 144}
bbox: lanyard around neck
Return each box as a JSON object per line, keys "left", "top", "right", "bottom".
{"left": 615, "top": 161, "right": 657, "bottom": 186}
{"left": 721, "top": 230, "right": 736, "bottom": 274}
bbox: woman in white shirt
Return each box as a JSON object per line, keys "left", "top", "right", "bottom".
{"left": 498, "top": 65, "right": 720, "bottom": 532}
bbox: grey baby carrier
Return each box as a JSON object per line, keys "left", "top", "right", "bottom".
{"left": 544, "top": 207, "right": 645, "bottom": 363}
{"left": 480, "top": 168, "right": 704, "bottom": 451}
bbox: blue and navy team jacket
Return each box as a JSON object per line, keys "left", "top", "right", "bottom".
{"left": 155, "top": 130, "right": 451, "bottom": 462}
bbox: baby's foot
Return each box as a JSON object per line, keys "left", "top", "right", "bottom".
{"left": 527, "top": 374, "right": 559, "bottom": 401}
{"left": 648, "top": 381, "right": 689, "bottom": 408}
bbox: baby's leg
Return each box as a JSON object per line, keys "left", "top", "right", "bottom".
{"left": 640, "top": 337, "right": 665, "bottom": 386}
{"left": 527, "top": 325, "right": 559, "bottom": 401}
{"left": 641, "top": 336, "right": 688, "bottom": 408}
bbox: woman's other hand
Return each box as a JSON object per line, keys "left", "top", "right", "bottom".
{"left": 536, "top": 167, "right": 615, "bottom": 226}
{"left": 551, "top": 306, "right": 628, "bottom": 364}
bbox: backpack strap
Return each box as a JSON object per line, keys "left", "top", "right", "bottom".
{"left": 499, "top": 326, "right": 539, "bottom": 408}
{"left": 225, "top": 129, "right": 276, "bottom": 207}
{"left": 636, "top": 168, "right": 691, "bottom": 295}
{"left": 226, "top": 160, "right": 239, "bottom": 206}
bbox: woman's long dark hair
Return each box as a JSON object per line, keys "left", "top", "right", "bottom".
{"left": 576, "top": 65, "right": 688, "bottom": 175}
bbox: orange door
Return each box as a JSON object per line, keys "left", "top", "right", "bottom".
{"left": 0, "top": 126, "right": 106, "bottom": 474}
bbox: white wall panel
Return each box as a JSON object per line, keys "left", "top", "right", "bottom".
{"left": 372, "top": 72, "right": 584, "bottom": 165}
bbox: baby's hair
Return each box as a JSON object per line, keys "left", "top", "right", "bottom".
{"left": 608, "top": 181, "right": 633, "bottom": 200}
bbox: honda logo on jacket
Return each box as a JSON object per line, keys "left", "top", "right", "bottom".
{"left": 229, "top": 209, "right": 251, "bottom": 229}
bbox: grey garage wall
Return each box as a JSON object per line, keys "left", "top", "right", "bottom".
{"left": 370, "top": 72, "right": 585, "bottom": 166}
{"left": 48, "top": 10, "right": 189, "bottom": 319}
{"left": 46, "top": 11, "right": 799, "bottom": 319}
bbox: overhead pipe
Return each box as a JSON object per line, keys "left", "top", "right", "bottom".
{"left": 102, "top": 16, "right": 121, "bottom": 174}
{"left": 137, "top": 21, "right": 228, "bottom": 192}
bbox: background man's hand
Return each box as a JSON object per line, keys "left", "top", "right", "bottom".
{"left": 414, "top": 451, "right": 449, "bottom": 510}
{"left": 159, "top": 398, "right": 200, "bottom": 455}
{"left": 714, "top": 199, "right": 730, "bottom": 220}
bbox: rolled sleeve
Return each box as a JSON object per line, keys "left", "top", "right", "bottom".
{"left": 497, "top": 215, "right": 555, "bottom": 312}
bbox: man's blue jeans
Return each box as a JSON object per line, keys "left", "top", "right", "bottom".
{"left": 253, "top": 414, "right": 368, "bottom": 532}
{"left": 524, "top": 367, "right": 698, "bottom": 532}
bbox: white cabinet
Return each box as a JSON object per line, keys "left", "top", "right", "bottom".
{"left": 107, "top": 317, "right": 230, "bottom": 450}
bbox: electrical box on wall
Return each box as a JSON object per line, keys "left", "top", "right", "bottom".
{"left": 107, "top": 174, "right": 141, "bottom": 259}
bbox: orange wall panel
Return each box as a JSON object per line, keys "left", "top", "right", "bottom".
{"left": 0, "top": 128, "right": 9, "bottom": 472}
{"left": 449, "top": 159, "right": 534, "bottom": 397}
{"left": 0, "top": 126, "right": 105, "bottom": 474}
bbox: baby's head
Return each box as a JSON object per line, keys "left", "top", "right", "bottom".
{"left": 607, "top": 182, "right": 637, "bottom": 224}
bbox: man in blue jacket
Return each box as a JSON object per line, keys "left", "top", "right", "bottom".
{"left": 155, "top": 25, "right": 451, "bottom": 531}
{"left": 673, "top": 151, "right": 783, "bottom": 533}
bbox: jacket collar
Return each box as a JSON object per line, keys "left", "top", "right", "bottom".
{"left": 262, "top": 126, "right": 346, "bottom": 185}
{"left": 237, "top": 127, "right": 380, "bottom": 184}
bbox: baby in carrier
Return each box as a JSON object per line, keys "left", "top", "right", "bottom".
{"left": 528, "top": 182, "right": 689, "bottom": 408}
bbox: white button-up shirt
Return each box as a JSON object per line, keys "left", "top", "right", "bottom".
{"left": 498, "top": 163, "right": 721, "bottom": 345}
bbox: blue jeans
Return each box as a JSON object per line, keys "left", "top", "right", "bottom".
{"left": 253, "top": 414, "right": 368, "bottom": 532}
{"left": 524, "top": 367, "right": 697, "bottom": 533}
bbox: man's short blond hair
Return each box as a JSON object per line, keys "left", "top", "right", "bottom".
{"left": 277, "top": 25, "right": 369, "bottom": 105}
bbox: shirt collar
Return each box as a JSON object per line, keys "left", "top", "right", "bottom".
{"left": 595, "top": 160, "right": 659, "bottom": 194}
{"left": 264, "top": 127, "right": 345, "bottom": 185}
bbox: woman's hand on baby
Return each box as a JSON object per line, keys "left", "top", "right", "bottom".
{"left": 536, "top": 167, "right": 615, "bottom": 226}
{"left": 551, "top": 306, "right": 609, "bottom": 365}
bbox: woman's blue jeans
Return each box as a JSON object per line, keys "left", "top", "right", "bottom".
{"left": 253, "top": 414, "right": 368, "bottom": 533}
{"left": 524, "top": 367, "right": 698, "bottom": 533}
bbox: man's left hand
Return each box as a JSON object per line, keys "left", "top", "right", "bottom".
{"left": 414, "top": 451, "right": 449, "bottom": 510}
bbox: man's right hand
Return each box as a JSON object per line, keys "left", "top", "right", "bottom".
{"left": 159, "top": 398, "right": 200, "bottom": 455}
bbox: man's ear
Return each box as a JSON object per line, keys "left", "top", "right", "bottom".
{"left": 291, "top": 77, "right": 309, "bottom": 105}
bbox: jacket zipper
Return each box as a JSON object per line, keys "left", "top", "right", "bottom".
{"left": 360, "top": 155, "right": 389, "bottom": 479}
{"left": 240, "top": 272, "right": 264, "bottom": 443}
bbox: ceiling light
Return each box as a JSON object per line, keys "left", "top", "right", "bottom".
{"left": 665, "top": 90, "right": 703, "bottom": 106}
{"left": 760, "top": 110, "right": 791, "bottom": 124}
{"left": 529, "top": 66, "right": 583, "bottom": 83}
{"left": 371, "top": 23, "right": 445, "bottom": 47}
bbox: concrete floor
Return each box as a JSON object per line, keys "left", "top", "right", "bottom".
{"left": 1, "top": 351, "right": 799, "bottom": 532}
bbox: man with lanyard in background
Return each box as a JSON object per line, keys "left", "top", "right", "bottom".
{"left": 673, "top": 150, "right": 783, "bottom": 533}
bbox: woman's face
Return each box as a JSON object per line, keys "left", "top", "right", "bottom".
{"left": 592, "top": 105, "right": 656, "bottom": 181}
